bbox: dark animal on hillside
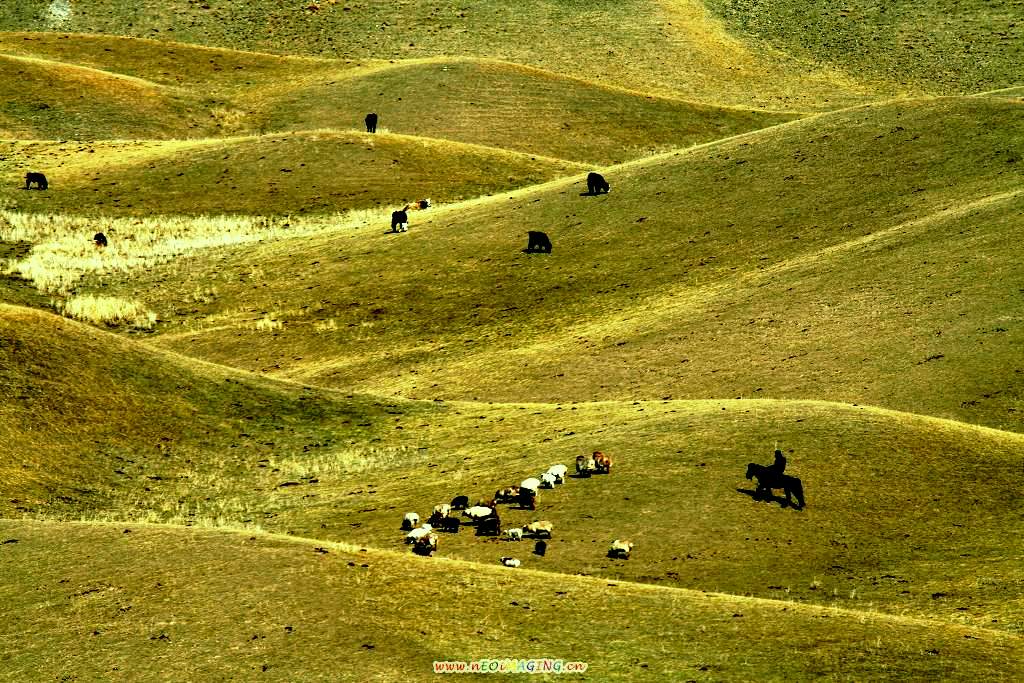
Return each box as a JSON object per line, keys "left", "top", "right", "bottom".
{"left": 412, "top": 533, "right": 437, "bottom": 556}
{"left": 518, "top": 489, "right": 536, "bottom": 511}
{"left": 525, "top": 230, "right": 552, "bottom": 253}
{"left": 586, "top": 172, "right": 609, "bottom": 195}
{"left": 428, "top": 510, "right": 445, "bottom": 526}
{"left": 533, "top": 540, "right": 547, "bottom": 557}
{"left": 440, "top": 516, "right": 461, "bottom": 533}
{"left": 495, "top": 486, "right": 521, "bottom": 504}
{"left": 24, "top": 172, "right": 47, "bottom": 190}
{"left": 93, "top": 232, "right": 108, "bottom": 249}
{"left": 592, "top": 451, "right": 612, "bottom": 474}
{"left": 406, "top": 198, "right": 431, "bottom": 211}
{"left": 745, "top": 462, "right": 805, "bottom": 509}
{"left": 476, "top": 515, "right": 501, "bottom": 537}
{"left": 391, "top": 209, "right": 408, "bottom": 232}
{"left": 449, "top": 495, "right": 470, "bottom": 510}
{"left": 365, "top": 112, "right": 378, "bottom": 133}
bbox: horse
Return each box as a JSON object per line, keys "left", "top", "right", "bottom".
{"left": 745, "top": 463, "right": 805, "bottom": 509}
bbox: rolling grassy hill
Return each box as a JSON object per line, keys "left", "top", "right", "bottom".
{"left": 3, "top": 521, "right": 1020, "bottom": 681}
{"left": 1, "top": 131, "right": 585, "bottom": 216}
{"left": 2, "top": 305, "right": 1021, "bottom": 632}
{"left": 1, "top": 2, "right": 1022, "bottom": 679}
{"left": 82, "top": 95, "right": 1023, "bottom": 430}
{"left": 0, "top": 3, "right": 884, "bottom": 111}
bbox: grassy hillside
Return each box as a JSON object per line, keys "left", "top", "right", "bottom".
{"left": 3, "top": 521, "right": 1019, "bottom": 681}
{"left": 0, "top": 304, "right": 427, "bottom": 512}
{"left": 0, "top": 131, "right": 585, "bottom": 216}
{"left": 257, "top": 58, "right": 800, "bottom": 165}
{"left": 0, "top": 52, "right": 215, "bottom": 140}
{"left": 0, "top": 5, "right": 885, "bottom": 111}
{"left": 78, "top": 95, "right": 1023, "bottom": 429}
{"left": 3, "top": 306, "right": 1020, "bottom": 635}
{"left": 707, "top": 0, "right": 1024, "bottom": 96}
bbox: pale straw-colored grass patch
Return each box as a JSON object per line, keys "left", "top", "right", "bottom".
{"left": 54, "top": 294, "right": 157, "bottom": 329}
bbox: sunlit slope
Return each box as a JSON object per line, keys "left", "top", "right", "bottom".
{"left": 132, "top": 96, "right": 1024, "bottom": 428}
{"left": 1, "top": 131, "right": 584, "bottom": 216}
{"left": 1, "top": 521, "right": 1019, "bottom": 682}
{"left": 0, "top": 5, "right": 884, "bottom": 111}
{"left": 260, "top": 59, "right": 800, "bottom": 165}
{"left": 0, "top": 53, "right": 212, "bottom": 139}
{"left": 183, "top": 395, "right": 1021, "bottom": 633}
{"left": 706, "top": 0, "right": 1023, "bottom": 96}
{"left": 0, "top": 34, "right": 799, "bottom": 166}
{"left": 0, "top": 304, "right": 428, "bottom": 512}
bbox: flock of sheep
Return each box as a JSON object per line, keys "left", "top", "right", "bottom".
{"left": 400, "top": 451, "right": 633, "bottom": 567}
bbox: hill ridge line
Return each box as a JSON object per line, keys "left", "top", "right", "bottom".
{"left": 7, "top": 304, "right": 1021, "bottom": 441}
{"left": 10, "top": 517, "right": 1019, "bottom": 640}
{"left": 0, "top": 51, "right": 178, "bottom": 92}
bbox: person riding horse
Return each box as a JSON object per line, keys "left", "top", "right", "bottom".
{"left": 769, "top": 448, "right": 787, "bottom": 475}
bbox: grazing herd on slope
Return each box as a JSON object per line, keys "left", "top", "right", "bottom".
{"left": 400, "top": 451, "right": 633, "bottom": 567}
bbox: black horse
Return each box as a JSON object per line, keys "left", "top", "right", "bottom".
{"left": 745, "top": 462, "right": 805, "bottom": 509}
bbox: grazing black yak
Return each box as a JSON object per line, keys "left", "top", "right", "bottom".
{"left": 525, "top": 231, "right": 552, "bottom": 253}
{"left": 365, "top": 112, "right": 378, "bottom": 133}
{"left": 391, "top": 208, "right": 409, "bottom": 232}
{"left": 24, "top": 172, "right": 47, "bottom": 190}
{"left": 586, "top": 172, "right": 609, "bottom": 195}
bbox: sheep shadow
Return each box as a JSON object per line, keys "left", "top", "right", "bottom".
{"left": 735, "top": 487, "right": 801, "bottom": 510}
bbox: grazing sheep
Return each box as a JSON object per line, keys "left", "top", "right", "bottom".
{"left": 500, "top": 557, "right": 521, "bottom": 568}
{"left": 440, "top": 516, "right": 461, "bottom": 533}
{"left": 593, "top": 451, "right": 613, "bottom": 474}
{"left": 405, "top": 523, "right": 433, "bottom": 544}
{"left": 520, "top": 477, "right": 540, "bottom": 493}
{"left": 608, "top": 539, "right": 633, "bottom": 559}
{"left": 474, "top": 498, "right": 497, "bottom": 510}
{"left": 433, "top": 503, "right": 452, "bottom": 518}
{"left": 24, "top": 172, "right": 47, "bottom": 190}
{"left": 401, "top": 512, "right": 420, "bottom": 530}
{"left": 546, "top": 464, "right": 568, "bottom": 484}
{"left": 494, "top": 486, "right": 521, "bottom": 504}
{"left": 540, "top": 472, "right": 557, "bottom": 489}
{"left": 450, "top": 495, "right": 470, "bottom": 510}
{"left": 413, "top": 533, "right": 437, "bottom": 556}
{"left": 476, "top": 515, "right": 501, "bottom": 537}
{"left": 463, "top": 506, "right": 495, "bottom": 522}
{"left": 586, "top": 172, "right": 610, "bottom": 195}
{"left": 525, "top": 520, "right": 553, "bottom": 538}
{"left": 533, "top": 540, "right": 547, "bottom": 557}
{"left": 503, "top": 527, "right": 523, "bottom": 541}
{"left": 576, "top": 454, "right": 594, "bottom": 477}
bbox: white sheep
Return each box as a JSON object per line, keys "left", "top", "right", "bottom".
{"left": 520, "top": 477, "right": 541, "bottom": 493}
{"left": 433, "top": 503, "right": 451, "bottom": 518}
{"left": 463, "top": 505, "right": 495, "bottom": 522}
{"left": 525, "top": 520, "right": 553, "bottom": 538}
{"left": 540, "top": 472, "right": 557, "bottom": 489}
{"left": 405, "top": 523, "right": 433, "bottom": 543}
{"left": 500, "top": 557, "right": 521, "bottom": 568}
{"left": 546, "top": 464, "right": 568, "bottom": 484}
{"left": 503, "top": 527, "right": 523, "bottom": 541}
{"left": 401, "top": 512, "right": 420, "bottom": 530}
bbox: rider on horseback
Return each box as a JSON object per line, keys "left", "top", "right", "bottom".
{"left": 768, "top": 448, "right": 787, "bottom": 475}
